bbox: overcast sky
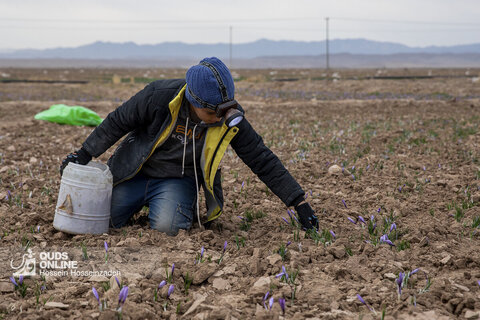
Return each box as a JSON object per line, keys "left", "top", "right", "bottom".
{"left": 1, "top": 0, "right": 479, "bottom": 50}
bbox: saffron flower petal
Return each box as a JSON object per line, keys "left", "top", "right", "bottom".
{"left": 92, "top": 287, "right": 100, "bottom": 302}
{"left": 118, "top": 286, "right": 129, "bottom": 304}
{"left": 200, "top": 246, "right": 204, "bottom": 258}
{"left": 269, "top": 297, "right": 274, "bottom": 310}
{"left": 278, "top": 298, "right": 286, "bottom": 314}
{"left": 358, "top": 216, "right": 366, "bottom": 224}
{"left": 9, "top": 276, "right": 18, "bottom": 287}
{"left": 18, "top": 275, "right": 24, "bottom": 285}
{"left": 223, "top": 241, "right": 228, "bottom": 252}
{"left": 357, "top": 294, "right": 374, "bottom": 312}
{"left": 390, "top": 223, "right": 397, "bottom": 233}
{"left": 286, "top": 209, "right": 292, "bottom": 219}
{"left": 104, "top": 241, "right": 108, "bottom": 253}
{"left": 167, "top": 284, "right": 174, "bottom": 298}
{"left": 342, "top": 199, "right": 347, "bottom": 208}
{"left": 282, "top": 217, "right": 289, "bottom": 225}
{"left": 330, "top": 230, "right": 336, "bottom": 238}
{"left": 115, "top": 276, "right": 121, "bottom": 289}
{"left": 158, "top": 280, "right": 166, "bottom": 289}
{"left": 171, "top": 263, "right": 175, "bottom": 277}
{"left": 262, "top": 291, "right": 270, "bottom": 309}
{"left": 347, "top": 217, "right": 357, "bottom": 224}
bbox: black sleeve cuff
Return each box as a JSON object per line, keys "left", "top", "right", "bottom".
{"left": 292, "top": 194, "right": 305, "bottom": 208}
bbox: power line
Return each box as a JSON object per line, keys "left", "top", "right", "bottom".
{"left": 0, "top": 16, "right": 479, "bottom": 27}
{"left": 331, "top": 16, "right": 480, "bottom": 27}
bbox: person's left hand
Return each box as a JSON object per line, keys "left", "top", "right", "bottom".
{"left": 59, "top": 147, "right": 92, "bottom": 176}
{"left": 295, "top": 202, "right": 319, "bottom": 230}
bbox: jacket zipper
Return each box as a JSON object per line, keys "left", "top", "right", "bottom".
{"left": 114, "top": 113, "right": 179, "bottom": 186}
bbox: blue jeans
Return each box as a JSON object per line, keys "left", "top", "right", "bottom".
{"left": 110, "top": 174, "right": 196, "bottom": 236}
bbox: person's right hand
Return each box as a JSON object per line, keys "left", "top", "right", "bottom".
{"left": 295, "top": 202, "right": 319, "bottom": 231}
{"left": 60, "top": 147, "right": 92, "bottom": 176}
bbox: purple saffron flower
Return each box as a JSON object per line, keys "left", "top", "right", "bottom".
{"left": 118, "top": 286, "right": 129, "bottom": 305}
{"left": 9, "top": 276, "right": 18, "bottom": 287}
{"left": 377, "top": 207, "right": 381, "bottom": 213}
{"left": 278, "top": 298, "right": 286, "bottom": 314}
{"left": 115, "top": 276, "right": 121, "bottom": 289}
{"left": 238, "top": 216, "right": 244, "bottom": 220}
{"left": 275, "top": 269, "right": 286, "bottom": 279}
{"left": 158, "top": 280, "right": 166, "bottom": 289}
{"left": 370, "top": 215, "right": 374, "bottom": 222}
{"left": 366, "top": 165, "right": 370, "bottom": 171}
{"left": 292, "top": 214, "right": 299, "bottom": 224}
{"left": 223, "top": 241, "right": 228, "bottom": 252}
{"left": 262, "top": 291, "right": 270, "bottom": 309}
{"left": 92, "top": 287, "right": 100, "bottom": 305}
{"left": 18, "top": 275, "right": 23, "bottom": 285}
{"left": 477, "top": 280, "right": 480, "bottom": 286}
{"left": 200, "top": 246, "right": 204, "bottom": 258}
{"left": 423, "top": 166, "right": 426, "bottom": 171}
{"left": 330, "top": 230, "right": 336, "bottom": 238}
{"left": 380, "top": 234, "right": 395, "bottom": 247}
{"left": 167, "top": 284, "right": 174, "bottom": 298}
{"left": 352, "top": 165, "right": 355, "bottom": 171}
{"left": 171, "top": 263, "right": 175, "bottom": 277}
{"left": 36, "top": 225, "right": 40, "bottom": 233}
{"left": 241, "top": 181, "right": 245, "bottom": 190}
{"left": 104, "top": 241, "right": 108, "bottom": 253}
{"left": 356, "top": 294, "right": 374, "bottom": 312}
{"left": 342, "top": 199, "right": 347, "bottom": 208}
{"left": 358, "top": 216, "right": 366, "bottom": 224}
{"left": 347, "top": 217, "right": 357, "bottom": 224}
{"left": 286, "top": 209, "right": 293, "bottom": 219}
{"left": 92, "top": 287, "right": 100, "bottom": 302}
{"left": 352, "top": 174, "right": 356, "bottom": 180}
{"left": 390, "top": 223, "right": 397, "bottom": 233}
{"left": 286, "top": 241, "right": 292, "bottom": 246}
{"left": 282, "top": 217, "right": 289, "bottom": 225}
{"left": 269, "top": 297, "right": 274, "bottom": 310}
{"left": 396, "top": 273, "right": 404, "bottom": 296}
{"left": 410, "top": 268, "right": 419, "bottom": 275}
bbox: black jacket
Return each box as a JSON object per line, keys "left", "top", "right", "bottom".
{"left": 83, "top": 79, "right": 305, "bottom": 217}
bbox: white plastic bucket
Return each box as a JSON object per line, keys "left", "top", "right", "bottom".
{"left": 53, "top": 161, "right": 112, "bottom": 235}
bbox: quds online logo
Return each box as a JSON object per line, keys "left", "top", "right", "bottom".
{"left": 10, "top": 248, "right": 36, "bottom": 276}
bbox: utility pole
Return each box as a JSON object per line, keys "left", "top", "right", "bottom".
{"left": 229, "top": 26, "right": 233, "bottom": 69}
{"left": 325, "top": 17, "right": 330, "bottom": 74}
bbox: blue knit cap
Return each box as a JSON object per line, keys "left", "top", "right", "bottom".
{"left": 185, "top": 57, "right": 235, "bottom": 109}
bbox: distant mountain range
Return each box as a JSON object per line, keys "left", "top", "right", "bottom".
{"left": 2, "top": 38, "right": 480, "bottom": 60}
{"left": 2, "top": 39, "right": 480, "bottom": 68}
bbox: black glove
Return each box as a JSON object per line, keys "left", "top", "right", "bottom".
{"left": 60, "top": 147, "right": 92, "bottom": 176}
{"left": 295, "top": 202, "right": 319, "bottom": 230}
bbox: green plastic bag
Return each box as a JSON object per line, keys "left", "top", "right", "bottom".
{"left": 34, "top": 104, "right": 103, "bottom": 126}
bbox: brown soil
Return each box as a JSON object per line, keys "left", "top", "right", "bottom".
{"left": 1, "top": 68, "right": 480, "bottom": 319}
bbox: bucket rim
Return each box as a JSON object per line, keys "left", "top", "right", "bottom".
{"left": 66, "top": 161, "right": 110, "bottom": 175}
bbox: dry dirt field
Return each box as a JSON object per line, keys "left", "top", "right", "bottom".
{"left": 1, "top": 68, "right": 480, "bottom": 319}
